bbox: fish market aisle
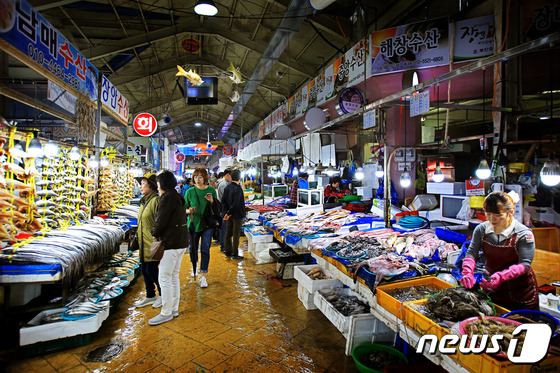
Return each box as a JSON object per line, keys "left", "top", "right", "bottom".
{"left": 5, "top": 240, "right": 359, "bottom": 372}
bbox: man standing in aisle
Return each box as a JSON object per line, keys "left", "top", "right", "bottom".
{"left": 222, "top": 169, "right": 245, "bottom": 259}
{"left": 216, "top": 169, "right": 232, "bottom": 252}
{"left": 289, "top": 172, "right": 308, "bottom": 208}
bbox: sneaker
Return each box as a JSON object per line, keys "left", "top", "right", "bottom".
{"left": 152, "top": 296, "right": 162, "bottom": 308}
{"left": 148, "top": 314, "right": 173, "bottom": 326}
{"left": 134, "top": 297, "right": 156, "bottom": 308}
{"left": 231, "top": 255, "right": 244, "bottom": 260}
{"left": 199, "top": 276, "right": 208, "bottom": 288}
{"left": 173, "top": 311, "right": 179, "bottom": 317}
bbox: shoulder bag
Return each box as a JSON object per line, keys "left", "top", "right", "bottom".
{"left": 148, "top": 239, "right": 165, "bottom": 260}
{"left": 194, "top": 189, "right": 222, "bottom": 229}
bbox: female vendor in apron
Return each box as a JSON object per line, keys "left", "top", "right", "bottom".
{"left": 460, "top": 191, "right": 539, "bottom": 311}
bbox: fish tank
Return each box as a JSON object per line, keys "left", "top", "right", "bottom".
{"left": 298, "top": 189, "right": 324, "bottom": 206}
{"left": 263, "top": 184, "right": 288, "bottom": 197}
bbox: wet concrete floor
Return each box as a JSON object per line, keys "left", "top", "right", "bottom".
{"left": 5, "top": 239, "right": 361, "bottom": 372}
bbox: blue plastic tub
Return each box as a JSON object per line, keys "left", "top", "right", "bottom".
{"left": 435, "top": 227, "right": 468, "bottom": 245}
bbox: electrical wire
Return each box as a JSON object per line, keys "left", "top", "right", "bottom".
{"left": 336, "top": 16, "right": 349, "bottom": 51}
{"left": 306, "top": 19, "right": 345, "bottom": 54}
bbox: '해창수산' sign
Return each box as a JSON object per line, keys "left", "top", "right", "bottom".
{"left": 0, "top": 0, "right": 99, "bottom": 104}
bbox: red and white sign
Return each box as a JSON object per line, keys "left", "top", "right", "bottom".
{"left": 176, "top": 152, "right": 186, "bottom": 163}
{"left": 223, "top": 145, "right": 233, "bottom": 156}
{"left": 133, "top": 113, "right": 157, "bottom": 137}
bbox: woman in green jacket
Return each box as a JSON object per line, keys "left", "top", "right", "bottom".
{"left": 134, "top": 173, "right": 161, "bottom": 308}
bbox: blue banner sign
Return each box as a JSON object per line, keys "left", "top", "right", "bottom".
{"left": 0, "top": 0, "right": 98, "bottom": 103}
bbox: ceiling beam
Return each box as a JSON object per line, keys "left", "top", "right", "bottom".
{"left": 108, "top": 54, "right": 289, "bottom": 99}
{"left": 131, "top": 90, "right": 265, "bottom": 122}
{"left": 81, "top": 19, "right": 317, "bottom": 79}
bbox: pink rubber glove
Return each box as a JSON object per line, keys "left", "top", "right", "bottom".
{"left": 460, "top": 257, "right": 476, "bottom": 289}
{"left": 481, "top": 264, "right": 526, "bottom": 291}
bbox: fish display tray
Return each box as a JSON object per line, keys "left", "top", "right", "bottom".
{"left": 269, "top": 248, "right": 305, "bottom": 263}
{"left": 20, "top": 305, "right": 109, "bottom": 346}
{"left": 402, "top": 298, "right": 512, "bottom": 341}
{"left": 297, "top": 283, "right": 318, "bottom": 310}
{"left": 376, "top": 276, "right": 453, "bottom": 319}
{"left": 294, "top": 264, "right": 343, "bottom": 294}
{"left": 314, "top": 287, "right": 372, "bottom": 336}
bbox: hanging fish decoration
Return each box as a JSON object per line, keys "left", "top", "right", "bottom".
{"left": 176, "top": 65, "right": 204, "bottom": 86}
{"left": 227, "top": 61, "right": 245, "bottom": 84}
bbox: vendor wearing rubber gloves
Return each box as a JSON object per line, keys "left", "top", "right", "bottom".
{"left": 324, "top": 176, "right": 350, "bottom": 203}
{"left": 460, "top": 191, "right": 539, "bottom": 311}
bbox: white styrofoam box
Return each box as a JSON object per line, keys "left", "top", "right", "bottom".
{"left": 248, "top": 231, "right": 273, "bottom": 243}
{"left": 426, "top": 182, "right": 466, "bottom": 195}
{"left": 255, "top": 242, "right": 279, "bottom": 254}
{"left": 20, "top": 305, "right": 110, "bottom": 346}
{"left": 409, "top": 194, "right": 438, "bottom": 211}
{"left": 314, "top": 287, "right": 371, "bottom": 336}
{"left": 247, "top": 211, "right": 260, "bottom": 220}
{"left": 344, "top": 313, "right": 396, "bottom": 356}
{"left": 10, "top": 284, "right": 41, "bottom": 306}
{"left": 297, "top": 283, "right": 317, "bottom": 310}
{"left": 294, "top": 265, "right": 343, "bottom": 294}
{"left": 276, "top": 261, "right": 305, "bottom": 279}
{"left": 355, "top": 187, "right": 373, "bottom": 200}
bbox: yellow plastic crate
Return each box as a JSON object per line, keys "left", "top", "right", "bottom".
{"left": 453, "top": 349, "right": 560, "bottom": 373}
{"left": 402, "top": 298, "right": 510, "bottom": 341}
{"left": 376, "top": 276, "right": 453, "bottom": 319}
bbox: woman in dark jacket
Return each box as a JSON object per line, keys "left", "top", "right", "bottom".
{"left": 149, "top": 170, "right": 189, "bottom": 326}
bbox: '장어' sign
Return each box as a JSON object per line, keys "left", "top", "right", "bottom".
{"left": 133, "top": 113, "right": 157, "bottom": 137}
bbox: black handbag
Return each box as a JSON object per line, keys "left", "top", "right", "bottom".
{"left": 194, "top": 190, "right": 222, "bottom": 229}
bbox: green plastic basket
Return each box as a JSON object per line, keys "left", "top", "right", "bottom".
{"left": 351, "top": 343, "right": 408, "bottom": 373}
{"left": 338, "top": 195, "right": 362, "bottom": 202}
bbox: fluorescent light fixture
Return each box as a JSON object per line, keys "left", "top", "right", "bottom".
{"left": 540, "top": 159, "right": 560, "bottom": 186}
{"left": 43, "top": 140, "right": 59, "bottom": 158}
{"left": 475, "top": 158, "right": 491, "bottom": 180}
{"left": 400, "top": 167, "right": 412, "bottom": 188}
{"left": 432, "top": 162, "right": 444, "bottom": 183}
{"left": 27, "top": 138, "right": 43, "bottom": 158}
{"left": 69, "top": 146, "right": 81, "bottom": 161}
{"left": 194, "top": 0, "right": 218, "bottom": 16}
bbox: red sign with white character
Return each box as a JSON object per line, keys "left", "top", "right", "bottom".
{"left": 133, "top": 113, "right": 157, "bottom": 137}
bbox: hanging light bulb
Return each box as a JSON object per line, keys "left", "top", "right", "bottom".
{"left": 89, "top": 155, "right": 99, "bottom": 168}
{"left": 540, "top": 158, "right": 560, "bottom": 186}
{"left": 475, "top": 158, "right": 491, "bottom": 180}
{"left": 194, "top": 0, "right": 218, "bottom": 16}
{"left": 325, "top": 165, "right": 338, "bottom": 176}
{"left": 432, "top": 162, "right": 445, "bottom": 183}
{"left": 299, "top": 165, "right": 306, "bottom": 173}
{"left": 355, "top": 167, "right": 364, "bottom": 180}
{"left": 43, "top": 140, "right": 59, "bottom": 158}
{"left": 9, "top": 141, "right": 27, "bottom": 159}
{"left": 100, "top": 155, "right": 110, "bottom": 167}
{"left": 27, "top": 138, "right": 43, "bottom": 158}
{"left": 69, "top": 146, "right": 81, "bottom": 161}
{"left": 400, "top": 167, "right": 412, "bottom": 188}
{"left": 375, "top": 164, "right": 384, "bottom": 178}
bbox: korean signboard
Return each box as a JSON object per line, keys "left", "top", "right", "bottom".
{"left": 0, "top": 0, "right": 98, "bottom": 104}
{"left": 522, "top": 0, "right": 560, "bottom": 42}
{"left": 454, "top": 15, "right": 494, "bottom": 60}
{"left": 101, "top": 75, "right": 130, "bottom": 125}
{"left": 369, "top": 17, "right": 449, "bottom": 76}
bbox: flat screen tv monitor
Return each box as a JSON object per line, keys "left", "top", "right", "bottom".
{"left": 184, "top": 77, "right": 218, "bottom": 105}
